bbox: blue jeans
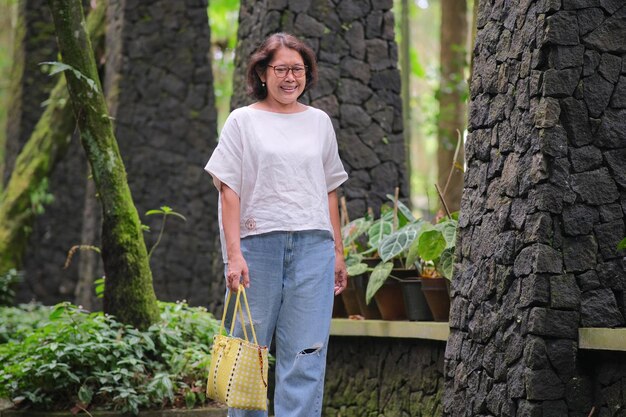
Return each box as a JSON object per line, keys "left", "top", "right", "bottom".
{"left": 226, "top": 230, "right": 335, "bottom": 417}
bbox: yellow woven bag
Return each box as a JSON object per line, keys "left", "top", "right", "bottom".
{"left": 207, "top": 287, "right": 269, "bottom": 410}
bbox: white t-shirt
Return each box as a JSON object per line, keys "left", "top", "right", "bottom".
{"left": 205, "top": 105, "right": 348, "bottom": 263}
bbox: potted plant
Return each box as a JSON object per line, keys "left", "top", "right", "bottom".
{"left": 340, "top": 215, "right": 374, "bottom": 318}
{"left": 362, "top": 194, "right": 430, "bottom": 321}
{"left": 342, "top": 206, "right": 400, "bottom": 320}
{"left": 410, "top": 213, "right": 458, "bottom": 321}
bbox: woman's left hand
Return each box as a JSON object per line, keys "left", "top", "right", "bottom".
{"left": 334, "top": 252, "right": 348, "bottom": 295}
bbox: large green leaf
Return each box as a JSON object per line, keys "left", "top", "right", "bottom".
{"left": 342, "top": 218, "right": 372, "bottom": 247}
{"left": 366, "top": 262, "right": 393, "bottom": 304}
{"left": 406, "top": 238, "right": 421, "bottom": 268}
{"left": 435, "top": 220, "right": 457, "bottom": 249}
{"left": 368, "top": 219, "right": 393, "bottom": 249}
{"left": 417, "top": 230, "right": 446, "bottom": 261}
{"left": 379, "top": 224, "right": 420, "bottom": 262}
{"left": 385, "top": 194, "right": 416, "bottom": 224}
{"left": 347, "top": 263, "right": 368, "bottom": 277}
{"left": 437, "top": 248, "right": 455, "bottom": 279}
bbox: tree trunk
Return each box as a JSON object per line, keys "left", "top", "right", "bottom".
{"left": 437, "top": 0, "right": 468, "bottom": 213}
{"left": 3, "top": 0, "right": 58, "bottom": 189}
{"left": 0, "top": 0, "right": 105, "bottom": 277}
{"left": 47, "top": 0, "right": 159, "bottom": 329}
{"left": 0, "top": 0, "right": 17, "bottom": 194}
{"left": 104, "top": 0, "right": 220, "bottom": 310}
{"left": 400, "top": 0, "right": 411, "bottom": 198}
{"left": 74, "top": 166, "right": 99, "bottom": 310}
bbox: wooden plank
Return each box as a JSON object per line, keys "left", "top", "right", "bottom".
{"left": 330, "top": 319, "right": 450, "bottom": 341}
{"left": 579, "top": 328, "right": 626, "bottom": 352}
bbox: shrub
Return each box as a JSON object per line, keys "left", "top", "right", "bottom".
{"left": 0, "top": 269, "right": 22, "bottom": 306}
{"left": 0, "top": 303, "right": 51, "bottom": 344}
{"left": 0, "top": 301, "right": 222, "bottom": 415}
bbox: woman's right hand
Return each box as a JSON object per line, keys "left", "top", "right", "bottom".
{"left": 226, "top": 252, "right": 250, "bottom": 291}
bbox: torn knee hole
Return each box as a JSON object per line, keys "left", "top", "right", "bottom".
{"left": 298, "top": 343, "right": 323, "bottom": 356}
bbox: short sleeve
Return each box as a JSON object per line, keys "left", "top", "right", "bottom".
{"left": 204, "top": 113, "right": 243, "bottom": 196}
{"left": 322, "top": 116, "right": 349, "bottom": 192}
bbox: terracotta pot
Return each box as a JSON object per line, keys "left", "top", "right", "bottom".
{"left": 421, "top": 277, "right": 451, "bottom": 322}
{"left": 340, "top": 277, "right": 361, "bottom": 316}
{"left": 351, "top": 273, "right": 382, "bottom": 319}
{"left": 374, "top": 278, "right": 407, "bottom": 320}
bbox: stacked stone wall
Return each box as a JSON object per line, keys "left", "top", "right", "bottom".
{"left": 325, "top": 337, "right": 444, "bottom": 417}
{"left": 105, "top": 0, "right": 222, "bottom": 309}
{"left": 231, "top": 0, "right": 408, "bottom": 218}
{"left": 446, "top": 1, "right": 626, "bottom": 416}
{"left": 10, "top": 1, "right": 93, "bottom": 305}
{"left": 4, "top": 0, "right": 57, "bottom": 184}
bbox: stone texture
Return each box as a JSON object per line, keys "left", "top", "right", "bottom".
{"left": 526, "top": 307, "right": 580, "bottom": 339}
{"left": 550, "top": 274, "right": 581, "bottom": 310}
{"left": 583, "top": 73, "right": 614, "bottom": 117}
{"left": 514, "top": 244, "right": 563, "bottom": 276}
{"left": 231, "top": 0, "right": 406, "bottom": 218}
{"left": 562, "top": 204, "right": 599, "bottom": 236}
{"left": 447, "top": 2, "right": 626, "bottom": 416}
{"left": 9, "top": 0, "right": 93, "bottom": 305}
{"left": 596, "top": 108, "right": 626, "bottom": 148}
{"left": 571, "top": 168, "right": 619, "bottom": 205}
{"left": 563, "top": 235, "right": 597, "bottom": 272}
{"left": 569, "top": 145, "right": 602, "bottom": 172}
{"left": 326, "top": 337, "right": 444, "bottom": 417}
{"left": 584, "top": 12, "right": 626, "bottom": 53}
{"left": 105, "top": 0, "right": 222, "bottom": 309}
{"left": 581, "top": 289, "right": 625, "bottom": 327}
{"left": 526, "top": 369, "right": 565, "bottom": 400}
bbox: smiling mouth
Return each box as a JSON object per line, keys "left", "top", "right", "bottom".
{"left": 281, "top": 85, "right": 298, "bottom": 92}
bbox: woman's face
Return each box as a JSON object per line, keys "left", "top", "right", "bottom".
{"left": 260, "top": 47, "right": 306, "bottom": 108}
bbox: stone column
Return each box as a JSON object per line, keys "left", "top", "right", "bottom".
{"left": 445, "top": 1, "right": 626, "bottom": 416}
{"left": 4, "top": 0, "right": 57, "bottom": 184}
{"left": 231, "top": 0, "right": 407, "bottom": 218}
{"left": 11, "top": 1, "right": 93, "bottom": 305}
{"left": 105, "top": 0, "right": 222, "bottom": 310}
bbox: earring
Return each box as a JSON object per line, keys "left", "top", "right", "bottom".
{"left": 262, "top": 82, "right": 266, "bottom": 88}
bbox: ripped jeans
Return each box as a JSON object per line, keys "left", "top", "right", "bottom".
{"left": 225, "top": 230, "right": 335, "bottom": 417}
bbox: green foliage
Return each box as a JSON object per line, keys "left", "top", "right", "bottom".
{"left": 0, "top": 268, "right": 22, "bottom": 306}
{"left": 28, "top": 177, "right": 54, "bottom": 216}
{"left": 366, "top": 262, "right": 394, "bottom": 305}
{"left": 145, "top": 206, "right": 187, "bottom": 259}
{"left": 0, "top": 303, "right": 49, "bottom": 343}
{"left": 0, "top": 301, "right": 221, "bottom": 414}
{"left": 40, "top": 61, "right": 100, "bottom": 93}
{"left": 358, "top": 193, "right": 459, "bottom": 301}
{"left": 207, "top": 0, "right": 239, "bottom": 129}
{"left": 617, "top": 237, "right": 626, "bottom": 251}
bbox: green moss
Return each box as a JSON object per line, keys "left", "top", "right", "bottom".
{"left": 0, "top": 0, "right": 107, "bottom": 276}
{"left": 47, "top": 0, "right": 158, "bottom": 329}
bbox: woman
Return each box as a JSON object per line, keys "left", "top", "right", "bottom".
{"left": 204, "top": 33, "right": 348, "bottom": 417}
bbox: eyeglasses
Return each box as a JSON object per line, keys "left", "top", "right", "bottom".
{"left": 267, "top": 64, "right": 307, "bottom": 78}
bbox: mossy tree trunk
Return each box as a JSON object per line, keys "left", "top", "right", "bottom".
{"left": 47, "top": 0, "right": 159, "bottom": 329}
{"left": 3, "top": 0, "right": 58, "bottom": 189}
{"left": 437, "top": 0, "right": 468, "bottom": 213}
{"left": 0, "top": 0, "right": 105, "bottom": 276}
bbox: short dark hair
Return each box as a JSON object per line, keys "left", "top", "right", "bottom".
{"left": 246, "top": 32, "right": 318, "bottom": 100}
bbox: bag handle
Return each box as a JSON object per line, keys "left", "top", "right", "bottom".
{"left": 218, "top": 287, "right": 260, "bottom": 346}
